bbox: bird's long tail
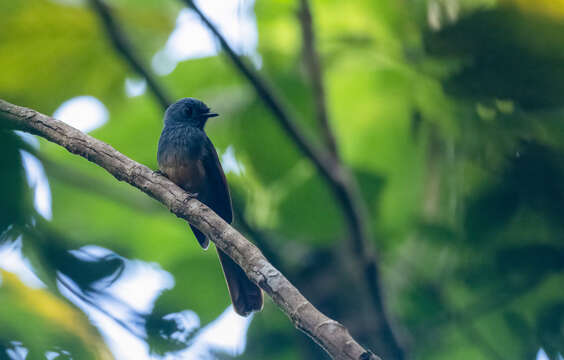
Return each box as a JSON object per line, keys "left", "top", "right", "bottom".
{"left": 216, "top": 248, "right": 263, "bottom": 317}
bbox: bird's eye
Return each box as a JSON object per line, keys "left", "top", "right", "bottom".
{"left": 185, "top": 107, "right": 193, "bottom": 117}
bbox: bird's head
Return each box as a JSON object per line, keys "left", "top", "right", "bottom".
{"left": 164, "top": 97, "right": 218, "bottom": 128}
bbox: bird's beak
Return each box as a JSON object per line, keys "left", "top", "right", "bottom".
{"left": 204, "top": 112, "right": 219, "bottom": 118}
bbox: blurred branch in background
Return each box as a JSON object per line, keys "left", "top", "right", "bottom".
{"left": 181, "top": 0, "right": 338, "bottom": 181}
{"left": 297, "top": 1, "right": 408, "bottom": 357}
{"left": 298, "top": 0, "right": 339, "bottom": 160}
{"left": 0, "top": 99, "right": 380, "bottom": 360}
{"left": 39, "top": 154, "right": 162, "bottom": 214}
{"left": 88, "top": 0, "right": 172, "bottom": 110}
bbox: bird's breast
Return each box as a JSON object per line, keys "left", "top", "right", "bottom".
{"left": 157, "top": 125, "right": 208, "bottom": 192}
{"left": 159, "top": 158, "right": 206, "bottom": 193}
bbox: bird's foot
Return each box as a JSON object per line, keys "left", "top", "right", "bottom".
{"left": 154, "top": 169, "right": 168, "bottom": 178}
{"left": 184, "top": 192, "right": 199, "bottom": 203}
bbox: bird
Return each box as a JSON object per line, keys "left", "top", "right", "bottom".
{"left": 157, "top": 97, "right": 263, "bottom": 317}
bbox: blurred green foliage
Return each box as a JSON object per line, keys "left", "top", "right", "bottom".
{"left": 1, "top": 0, "right": 564, "bottom": 359}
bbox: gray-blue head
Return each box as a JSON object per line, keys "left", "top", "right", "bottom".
{"left": 164, "top": 97, "right": 218, "bottom": 128}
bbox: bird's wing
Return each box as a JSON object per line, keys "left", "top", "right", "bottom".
{"left": 200, "top": 137, "right": 233, "bottom": 223}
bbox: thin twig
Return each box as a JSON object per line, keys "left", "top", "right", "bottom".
{"left": 298, "top": 0, "right": 340, "bottom": 159}
{"left": 1, "top": 99, "right": 380, "bottom": 360}
{"left": 88, "top": 0, "right": 172, "bottom": 110}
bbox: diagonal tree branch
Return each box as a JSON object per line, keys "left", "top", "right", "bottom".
{"left": 0, "top": 99, "right": 379, "bottom": 360}
{"left": 88, "top": 0, "right": 172, "bottom": 110}
{"left": 298, "top": 0, "right": 340, "bottom": 159}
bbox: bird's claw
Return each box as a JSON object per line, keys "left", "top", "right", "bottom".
{"left": 154, "top": 169, "right": 168, "bottom": 178}
{"left": 184, "top": 192, "right": 199, "bottom": 203}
